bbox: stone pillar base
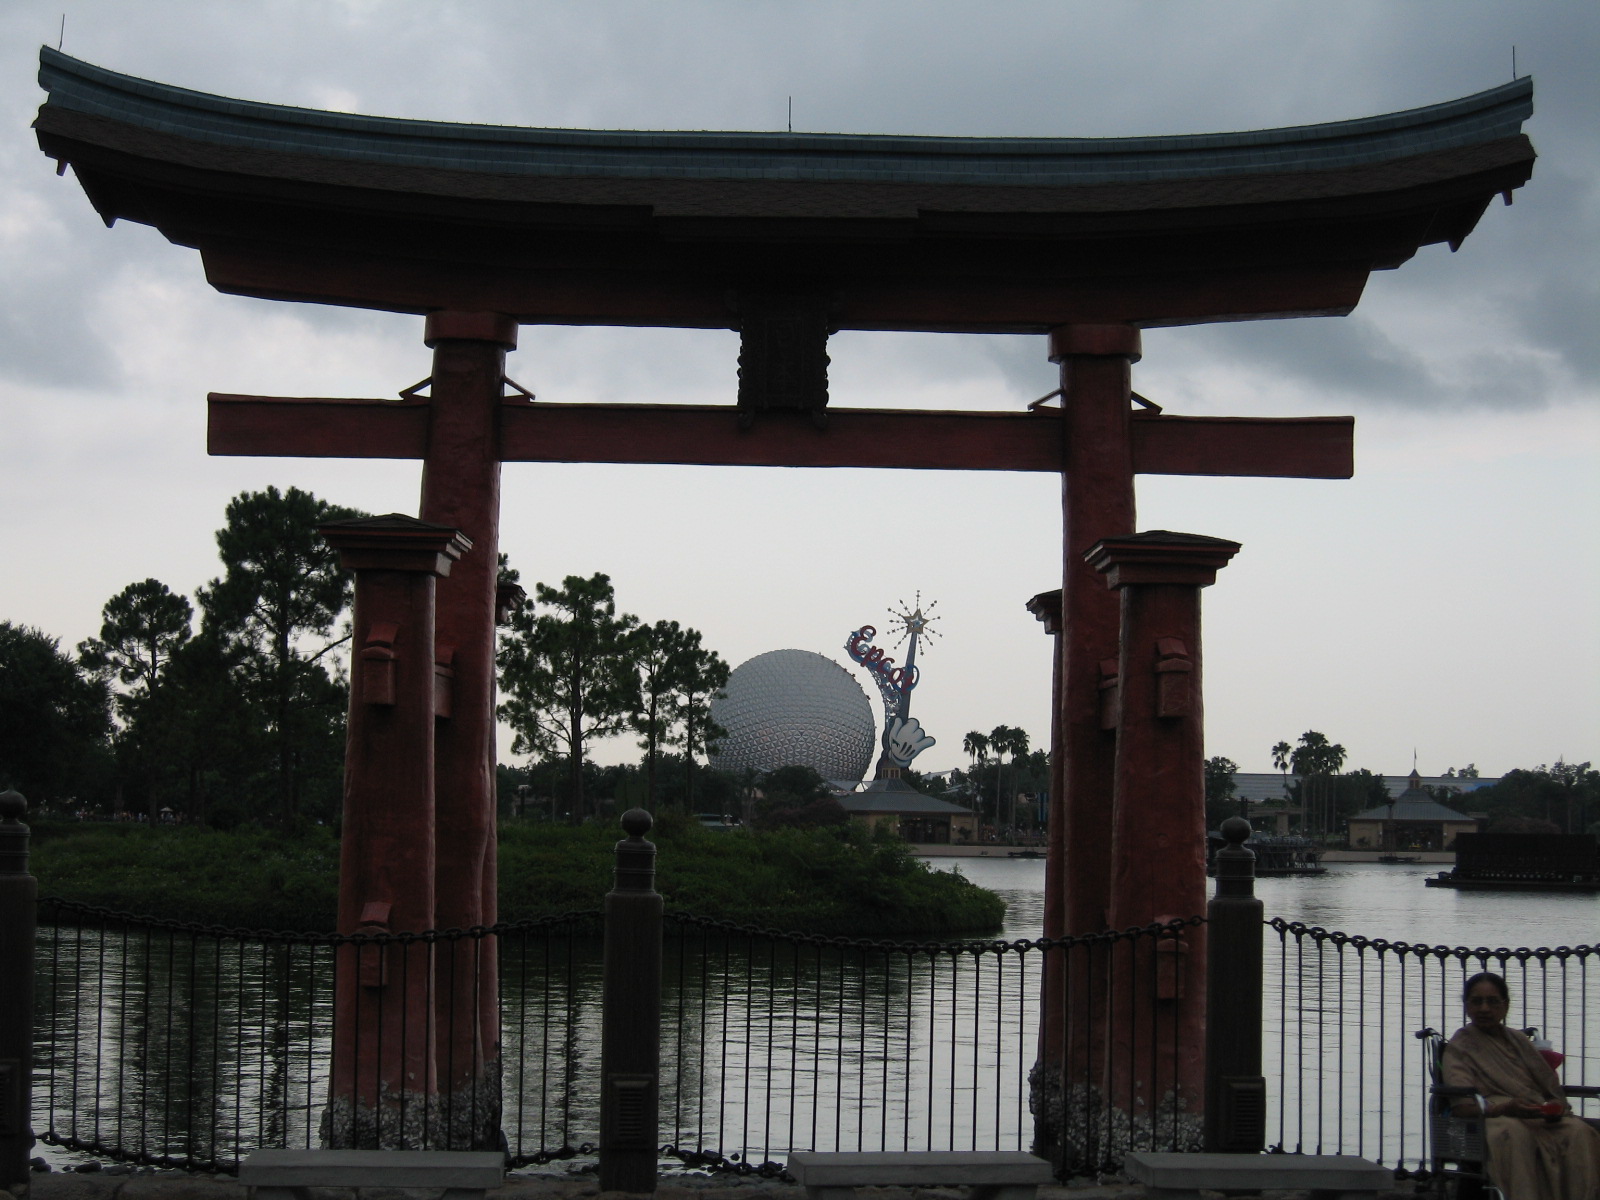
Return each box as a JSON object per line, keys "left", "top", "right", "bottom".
{"left": 1030, "top": 1061, "right": 1202, "bottom": 1177}
{"left": 321, "top": 1057, "right": 502, "bottom": 1150}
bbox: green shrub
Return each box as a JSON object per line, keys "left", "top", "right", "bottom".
{"left": 30, "top": 816, "right": 1005, "bottom": 936}
{"left": 30, "top": 820, "right": 339, "bottom": 929}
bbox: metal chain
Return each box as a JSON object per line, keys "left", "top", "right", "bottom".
{"left": 1267, "top": 916, "right": 1595, "bottom": 960}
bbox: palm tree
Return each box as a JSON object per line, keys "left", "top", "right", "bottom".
{"left": 1002, "top": 727, "right": 1031, "bottom": 828}
{"left": 962, "top": 730, "right": 989, "bottom": 813}
{"left": 990, "top": 724, "right": 1013, "bottom": 831}
{"left": 1271, "top": 740, "right": 1292, "bottom": 797}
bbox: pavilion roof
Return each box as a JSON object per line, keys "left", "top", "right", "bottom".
{"left": 1349, "top": 795, "right": 1475, "bottom": 823}
{"left": 34, "top": 48, "right": 1537, "bottom": 329}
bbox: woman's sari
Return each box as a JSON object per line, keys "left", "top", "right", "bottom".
{"left": 1442, "top": 1023, "right": 1600, "bottom": 1200}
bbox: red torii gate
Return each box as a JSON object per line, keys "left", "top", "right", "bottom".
{"left": 36, "top": 47, "right": 1534, "bottom": 1156}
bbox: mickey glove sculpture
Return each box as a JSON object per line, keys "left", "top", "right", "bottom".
{"left": 884, "top": 716, "right": 936, "bottom": 767}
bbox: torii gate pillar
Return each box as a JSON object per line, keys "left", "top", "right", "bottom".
{"left": 1051, "top": 324, "right": 1141, "bottom": 941}
{"left": 320, "top": 515, "right": 470, "bottom": 1148}
{"left": 1029, "top": 326, "right": 1139, "bottom": 1168}
{"left": 1090, "top": 530, "right": 1240, "bottom": 1140}
{"left": 420, "top": 311, "right": 518, "bottom": 1147}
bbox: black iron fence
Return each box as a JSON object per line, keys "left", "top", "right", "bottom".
{"left": 659, "top": 913, "right": 1198, "bottom": 1175}
{"left": 30, "top": 899, "right": 1600, "bottom": 1177}
{"left": 33, "top": 899, "right": 604, "bottom": 1171}
{"left": 32, "top": 899, "right": 1192, "bottom": 1175}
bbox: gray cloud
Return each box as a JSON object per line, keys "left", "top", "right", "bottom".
{"left": 1515, "top": 272, "right": 1600, "bottom": 387}
{"left": 0, "top": 266, "right": 117, "bottom": 389}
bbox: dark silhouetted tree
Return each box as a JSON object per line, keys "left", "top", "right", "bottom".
{"left": 761, "top": 764, "right": 831, "bottom": 806}
{"left": 987, "top": 725, "right": 1031, "bottom": 828}
{"left": 498, "top": 572, "right": 639, "bottom": 823}
{"left": 670, "top": 631, "right": 728, "bottom": 814}
{"left": 0, "top": 621, "right": 112, "bottom": 804}
{"left": 1276, "top": 730, "right": 1348, "bottom": 835}
{"left": 78, "top": 578, "right": 195, "bottom": 819}
{"left": 1204, "top": 755, "right": 1239, "bottom": 831}
{"left": 1472, "top": 761, "right": 1599, "bottom": 835}
{"left": 77, "top": 578, "right": 193, "bottom": 707}
{"left": 197, "top": 485, "right": 361, "bottom": 826}
{"left": 629, "top": 619, "right": 694, "bottom": 810}
{"left": 137, "top": 631, "right": 259, "bottom": 827}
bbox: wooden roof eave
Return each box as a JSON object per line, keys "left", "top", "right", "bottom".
{"left": 33, "top": 149, "right": 1517, "bottom": 330}
{"left": 34, "top": 80, "right": 1535, "bottom": 330}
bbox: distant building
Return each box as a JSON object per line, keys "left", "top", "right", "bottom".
{"left": 1233, "top": 770, "right": 1496, "bottom": 836}
{"left": 836, "top": 774, "right": 978, "bottom": 845}
{"left": 1346, "top": 770, "right": 1479, "bottom": 851}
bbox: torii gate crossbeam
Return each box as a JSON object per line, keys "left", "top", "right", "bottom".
{"left": 209, "top": 394, "right": 1355, "bottom": 478}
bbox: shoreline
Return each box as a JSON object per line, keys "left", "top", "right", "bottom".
{"left": 14, "top": 1165, "right": 1416, "bottom": 1200}
{"left": 914, "top": 845, "right": 1457, "bottom": 864}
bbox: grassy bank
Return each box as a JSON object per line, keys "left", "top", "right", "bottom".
{"left": 27, "top": 815, "right": 1005, "bottom": 936}
{"left": 29, "top": 821, "right": 341, "bottom": 930}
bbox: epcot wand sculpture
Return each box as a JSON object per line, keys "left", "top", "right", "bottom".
{"left": 845, "top": 593, "right": 939, "bottom": 778}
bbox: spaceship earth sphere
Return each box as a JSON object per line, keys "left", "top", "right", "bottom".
{"left": 708, "top": 649, "right": 876, "bottom": 781}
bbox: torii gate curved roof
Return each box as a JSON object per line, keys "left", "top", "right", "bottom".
{"left": 34, "top": 47, "right": 1533, "bottom": 330}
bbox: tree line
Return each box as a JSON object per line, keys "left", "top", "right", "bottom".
{"left": 1203, "top": 730, "right": 1598, "bottom": 838}
{"left": 496, "top": 569, "right": 728, "bottom": 822}
{"left": 1, "top": 486, "right": 728, "bottom": 827}
{"left": 4, "top": 486, "right": 357, "bottom": 829}
{"left": 954, "top": 726, "right": 1045, "bottom": 829}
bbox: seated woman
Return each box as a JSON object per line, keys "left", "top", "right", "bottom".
{"left": 1441, "top": 971, "right": 1600, "bottom": 1200}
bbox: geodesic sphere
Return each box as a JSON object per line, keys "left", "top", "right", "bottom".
{"left": 708, "top": 649, "right": 876, "bottom": 782}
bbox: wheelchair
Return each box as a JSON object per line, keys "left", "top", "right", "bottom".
{"left": 1417, "top": 1027, "right": 1600, "bottom": 1200}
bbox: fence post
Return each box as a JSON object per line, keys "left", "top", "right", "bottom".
{"left": 600, "top": 808, "right": 661, "bottom": 1193}
{"left": 0, "top": 790, "right": 36, "bottom": 1194}
{"left": 1204, "top": 815, "right": 1264, "bottom": 1151}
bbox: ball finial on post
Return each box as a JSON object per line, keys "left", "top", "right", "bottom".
{"left": 1220, "top": 815, "right": 1251, "bottom": 847}
{"left": 0, "top": 789, "right": 30, "bottom": 878}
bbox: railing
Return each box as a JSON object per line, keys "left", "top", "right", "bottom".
{"left": 33, "top": 898, "right": 604, "bottom": 1171}
{"left": 1265, "top": 919, "right": 1599, "bottom": 1173}
{"left": 659, "top": 914, "right": 1197, "bottom": 1175}
{"left": 32, "top": 898, "right": 1192, "bottom": 1175}
{"left": 31, "top": 899, "right": 1600, "bottom": 1177}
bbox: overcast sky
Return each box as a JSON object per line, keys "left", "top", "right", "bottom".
{"left": 1, "top": 1, "right": 1595, "bottom": 780}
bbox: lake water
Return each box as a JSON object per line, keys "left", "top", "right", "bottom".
{"left": 931, "top": 856, "right": 1600, "bottom": 948}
